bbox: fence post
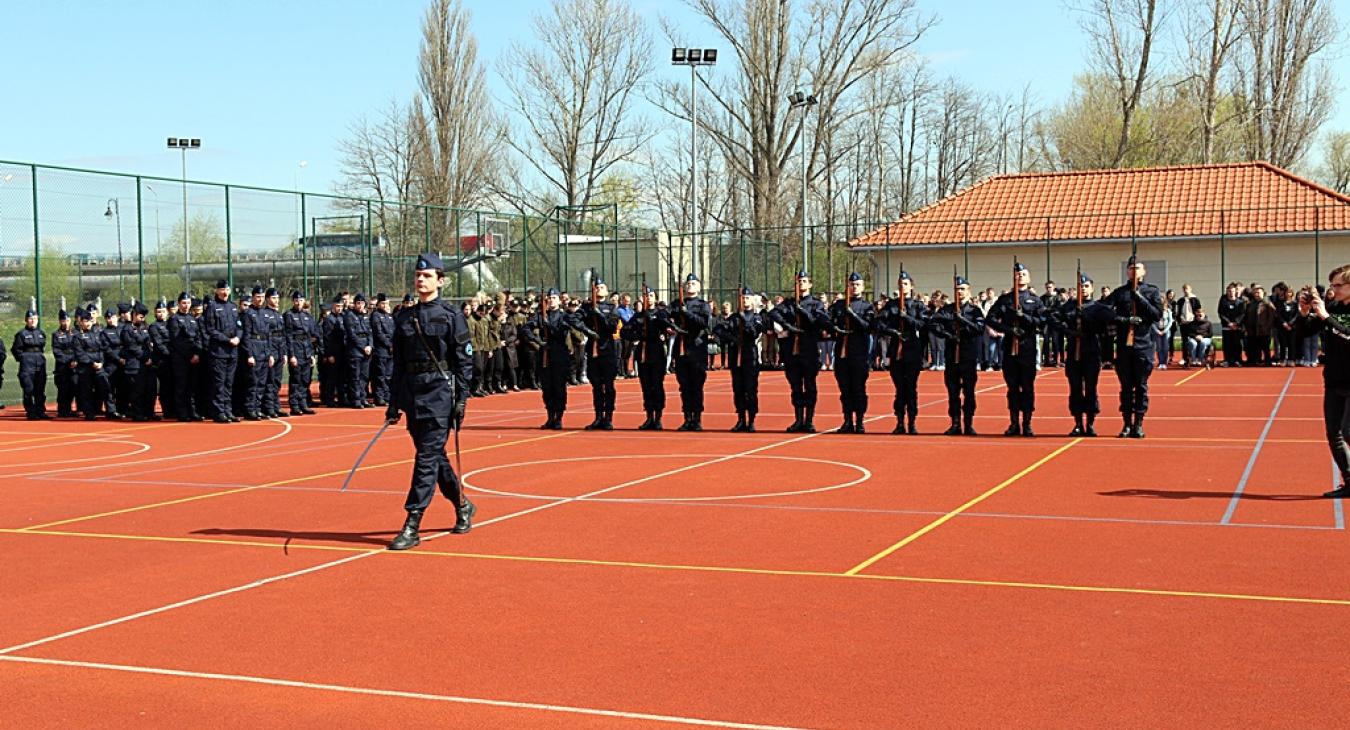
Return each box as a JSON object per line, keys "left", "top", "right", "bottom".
{"left": 366, "top": 200, "right": 374, "bottom": 295}
{"left": 963, "top": 219, "right": 970, "bottom": 279}
{"left": 135, "top": 176, "right": 145, "bottom": 302}
{"left": 1044, "top": 216, "right": 1051, "bottom": 279}
{"left": 1315, "top": 207, "right": 1321, "bottom": 283}
{"left": 1219, "top": 210, "right": 1225, "bottom": 287}
{"left": 300, "top": 193, "right": 307, "bottom": 296}
{"left": 224, "top": 185, "right": 233, "bottom": 287}
{"left": 31, "top": 164, "right": 40, "bottom": 316}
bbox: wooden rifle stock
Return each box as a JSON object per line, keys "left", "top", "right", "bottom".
{"left": 1075, "top": 258, "right": 1083, "bottom": 360}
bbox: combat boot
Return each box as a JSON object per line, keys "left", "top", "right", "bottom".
{"left": 1131, "top": 414, "right": 1145, "bottom": 439}
{"left": 1118, "top": 413, "right": 1134, "bottom": 438}
{"left": 943, "top": 418, "right": 962, "bottom": 436}
{"left": 801, "top": 407, "right": 816, "bottom": 433}
{"left": 451, "top": 500, "right": 476, "bottom": 534}
{"left": 650, "top": 409, "right": 664, "bottom": 430}
{"left": 1069, "top": 415, "right": 1085, "bottom": 437}
{"left": 388, "top": 510, "right": 423, "bottom": 551}
{"left": 786, "top": 406, "right": 803, "bottom": 433}
{"left": 1021, "top": 412, "right": 1035, "bottom": 437}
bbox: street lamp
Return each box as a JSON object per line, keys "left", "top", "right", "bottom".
{"left": 671, "top": 47, "right": 717, "bottom": 279}
{"left": 788, "top": 90, "right": 818, "bottom": 270}
{"left": 167, "top": 137, "right": 201, "bottom": 290}
{"left": 145, "top": 184, "right": 163, "bottom": 293}
{"left": 104, "top": 198, "right": 124, "bottom": 297}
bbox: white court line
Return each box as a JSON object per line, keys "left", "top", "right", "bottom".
{"left": 0, "top": 381, "right": 1004, "bottom": 658}
{"left": 0, "top": 419, "right": 294, "bottom": 480}
{"left": 0, "top": 655, "right": 807, "bottom": 730}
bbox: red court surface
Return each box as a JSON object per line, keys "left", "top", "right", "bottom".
{"left": 3, "top": 364, "right": 1346, "bottom": 728}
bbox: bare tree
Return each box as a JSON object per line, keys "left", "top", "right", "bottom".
{"left": 658, "top": 0, "right": 934, "bottom": 236}
{"left": 1320, "top": 131, "right": 1350, "bottom": 194}
{"left": 335, "top": 100, "right": 426, "bottom": 255}
{"left": 1234, "top": 0, "right": 1338, "bottom": 168}
{"left": 500, "top": 0, "right": 653, "bottom": 221}
{"left": 1181, "top": 0, "right": 1245, "bottom": 163}
{"left": 1077, "top": 0, "right": 1163, "bottom": 166}
{"left": 416, "top": 0, "right": 500, "bottom": 214}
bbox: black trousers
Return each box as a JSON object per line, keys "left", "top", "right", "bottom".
{"left": 1115, "top": 346, "right": 1154, "bottom": 414}
{"left": 211, "top": 353, "right": 237, "bottom": 418}
{"left": 889, "top": 358, "right": 922, "bottom": 419}
{"left": 1002, "top": 351, "right": 1037, "bottom": 413}
{"left": 156, "top": 362, "right": 175, "bottom": 418}
{"left": 730, "top": 363, "right": 759, "bottom": 415}
{"left": 18, "top": 363, "right": 46, "bottom": 416}
{"left": 587, "top": 350, "right": 618, "bottom": 415}
{"left": 674, "top": 355, "right": 707, "bottom": 415}
{"left": 944, "top": 362, "right": 978, "bottom": 419}
{"left": 265, "top": 354, "right": 284, "bottom": 414}
{"left": 402, "top": 417, "right": 463, "bottom": 512}
{"left": 784, "top": 353, "right": 820, "bottom": 408}
{"left": 1065, "top": 356, "right": 1101, "bottom": 416}
{"left": 637, "top": 358, "right": 665, "bottom": 412}
{"left": 371, "top": 353, "right": 392, "bottom": 402}
{"left": 55, "top": 364, "right": 76, "bottom": 414}
{"left": 1323, "top": 387, "right": 1350, "bottom": 479}
{"left": 1245, "top": 334, "right": 1270, "bottom": 365}
{"left": 347, "top": 351, "right": 370, "bottom": 405}
{"left": 289, "top": 353, "right": 314, "bottom": 411}
{"left": 172, "top": 355, "right": 199, "bottom": 418}
{"left": 539, "top": 360, "right": 570, "bottom": 413}
{"left": 1222, "top": 328, "right": 1243, "bottom": 364}
{"left": 78, "top": 365, "right": 114, "bottom": 417}
{"left": 833, "top": 356, "right": 869, "bottom": 416}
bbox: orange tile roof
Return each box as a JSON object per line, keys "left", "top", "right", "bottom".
{"left": 849, "top": 162, "right": 1350, "bottom": 248}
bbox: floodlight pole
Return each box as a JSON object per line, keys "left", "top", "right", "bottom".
{"left": 105, "top": 198, "right": 123, "bottom": 297}
{"left": 672, "top": 48, "right": 716, "bottom": 279}
{"left": 169, "top": 137, "right": 200, "bottom": 290}
{"left": 789, "top": 91, "right": 818, "bottom": 270}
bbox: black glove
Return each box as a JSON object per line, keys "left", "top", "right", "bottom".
{"left": 1131, "top": 287, "right": 1146, "bottom": 301}
{"left": 450, "top": 399, "right": 466, "bottom": 429}
{"left": 385, "top": 405, "right": 400, "bottom": 424}
{"left": 578, "top": 325, "right": 600, "bottom": 340}
{"left": 884, "top": 327, "right": 902, "bottom": 339}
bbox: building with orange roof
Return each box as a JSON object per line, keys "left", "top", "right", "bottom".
{"left": 848, "top": 162, "right": 1350, "bottom": 299}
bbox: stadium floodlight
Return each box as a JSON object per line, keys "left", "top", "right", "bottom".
{"left": 167, "top": 136, "right": 201, "bottom": 289}
{"left": 788, "top": 90, "right": 819, "bottom": 268}
{"left": 670, "top": 46, "right": 719, "bottom": 278}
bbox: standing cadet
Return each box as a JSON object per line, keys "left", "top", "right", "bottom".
{"left": 1106, "top": 256, "right": 1164, "bottom": 438}
{"left": 931, "top": 275, "right": 984, "bottom": 435}
{"left": 202, "top": 280, "right": 242, "bottom": 423}
{"left": 877, "top": 271, "right": 927, "bottom": 434}
{"left": 119, "top": 303, "right": 156, "bottom": 420}
{"left": 169, "top": 293, "right": 205, "bottom": 421}
{"left": 715, "top": 287, "right": 765, "bottom": 432}
{"left": 669, "top": 273, "right": 713, "bottom": 431}
{"left": 232, "top": 297, "right": 253, "bottom": 418}
{"left": 987, "top": 262, "right": 1044, "bottom": 436}
{"left": 578, "top": 277, "right": 621, "bottom": 430}
{"left": 74, "top": 309, "right": 114, "bottom": 420}
{"left": 284, "top": 291, "right": 319, "bottom": 415}
{"left": 370, "top": 293, "right": 395, "bottom": 406}
{"left": 624, "top": 286, "right": 669, "bottom": 430}
{"left": 1055, "top": 273, "right": 1113, "bottom": 436}
{"left": 385, "top": 253, "right": 476, "bottom": 550}
{"left": 768, "top": 271, "right": 830, "bottom": 433}
{"left": 262, "top": 288, "right": 286, "bottom": 418}
{"left": 344, "top": 293, "right": 374, "bottom": 408}
{"left": 526, "top": 288, "right": 579, "bottom": 429}
{"left": 11, "top": 308, "right": 49, "bottom": 419}
{"left": 238, "top": 287, "right": 270, "bottom": 420}
{"left": 149, "top": 300, "right": 174, "bottom": 418}
{"left": 96, "top": 308, "right": 125, "bottom": 419}
{"left": 51, "top": 310, "right": 78, "bottom": 417}
{"left": 320, "top": 296, "right": 347, "bottom": 407}
{"left": 828, "top": 272, "right": 876, "bottom": 433}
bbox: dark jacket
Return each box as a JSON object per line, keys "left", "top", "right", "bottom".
{"left": 388, "top": 297, "right": 475, "bottom": 421}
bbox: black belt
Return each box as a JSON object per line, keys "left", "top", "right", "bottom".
{"left": 405, "top": 360, "right": 448, "bottom": 374}
{"left": 249, "top": 336, "right": 268, "bottom": 341}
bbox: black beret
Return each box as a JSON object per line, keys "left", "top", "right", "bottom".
{"left": 291, "top": 290, "right": 304, "bottom": 300}
{"left": 416, "top": 253, "right": 444, "bottom": 271}
{"left": 251, "top": 286, "right": 264, "bottom": 296}
{"left": 117, "top": 302, "right": 130, "bottom": 313}
{"left": 215, "top": 279, "right": 229, "bottom": 289}
{"left": 401, "top": 294, "right": 414, "bottom": 303}
{"left": 133, "top": 303, "right": 149, "bottom": 315}
{"left": 265, "top": 287, "right": 278, "bottom": 297}
{"left": 58, "top": 309, "right": 69, "bottom": 320}
{"left": 375, "top": 293, "right": 387, "bottom": 302}
{"left": 178, "top": 291, "right": 191, "bottom": 302}
{"left": 353, "top": 293, "right": 367, "bottom": 303}
{"left": 847, "top": 272, "right": 862, "bottom": 282}
{"left": 25, "top": 308, "right": 37, "bottom": 318}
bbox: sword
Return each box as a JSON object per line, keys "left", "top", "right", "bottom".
{"left": 340, "top": 420, "right": 392, "bottom": 492}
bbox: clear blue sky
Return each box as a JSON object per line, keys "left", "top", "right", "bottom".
{"left": 2, "top": 0, "right": 1345, "bottom": 198}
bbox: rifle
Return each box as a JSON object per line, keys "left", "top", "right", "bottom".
{"left": 1074, "top": 258, "right": 1083, "bottom": 360}
{"left": 1126, "top": 256, "right": 1138, "bottom": 347}
{"left": 1011, "top": 256, "right": 1021, "bottom": 357}
{"left": 589, "top": 268, "right": 600, "bottom": 358}
{"left": 896, "top": 261, "right": 906, "bottom": 361}
{"left": 840, "top": 269, "right": 849, "bottom": 359}
{"left": 952, "top": 265, "right": 960, "bottom": 365}
{"left": 793, "top": 273, "right": 803, "bottom": 355}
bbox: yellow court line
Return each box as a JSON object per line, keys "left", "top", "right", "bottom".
{"left": 844, "top": 438, "right": 1084, "bottom": 576}
{"left": 1174, "top": 368, "right": 1207, "bottom": 386}
{"left": 4, "top": 526, "right": 1348, "bottom": 607}
{"left": 17, "top": 431, "right": 574, "bottom": 531}
{"left": 0, "top": 422, "right": 170, "bottom": 449}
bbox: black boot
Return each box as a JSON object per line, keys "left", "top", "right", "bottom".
{"left": 1131, "top": 414, "right": 1145, "bottom": 439}
{"left": 584, "top": 412, "right": 603, "bottom": 430}
{"left": 943, "top": 418, "right": 962, "bottom": 436}
{"left": 892, "top": 415, "right": 906, "bottom": 435}
{"left": 854, "top": 414, "right": 866, "bottom": 434}
{"left": 1085, "top": 414, "right": 1098, "bottom": 437}
{"left": 690, "top": 413, "right": 703, "bottom": 431}
{"left": 731, "top": 412, "right": 746, "bottom": 432}
{"left": 907, "top": 414, "right": 918, "bottom": 435}
{"left": 388, "top": 510, "right": 423, "bottom": 550}
{"left": 541, "top": 411, "right": 555, "bottom": 429}
{"left": 1004, "top": 410, "right": 1021, "bottom": 436}
{"left": 600, "top": 412, "right": 615, "bottom": 430}
{"left": 678, "top": 412, "right": 694, "bottom": 431}
{"left": 837, "top": 413, "right": 854, "bottom": 434}
{"left": 1069, "top": 415, "right": 1085, "bottom": 437}
{"left": 1021, "top": 412, "right": 1034, "bottom": 437}
{"left": 744, "top": 412, "right": 756, "bottom": 433}
{"left": 1118, "top": 413, "right": 1134, "bottom": 438}
{"left": 451, "top": 499, "right": 476, "bottom": 534}
{"left": 786, "top": 406, "right": 803, "bottom": 433}
{"left": 638, "top": 411, "right": 653, "bottom": 430}
{"left": 964, "top": 414, "right": 977, "bottom": 436}
{"left": 651, "top": 409, "right": 664, "bottom": 430}
{"left": 801, "top": 407, "right": 817, "bottom": 433}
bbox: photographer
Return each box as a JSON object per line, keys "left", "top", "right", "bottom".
{"left": 1297, "top": 265, "right": 1350, "bottom": 498}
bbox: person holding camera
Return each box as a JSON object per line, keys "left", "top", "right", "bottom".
{"left": 1297, "top": 265, "right": 1350, "bottom": 498}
